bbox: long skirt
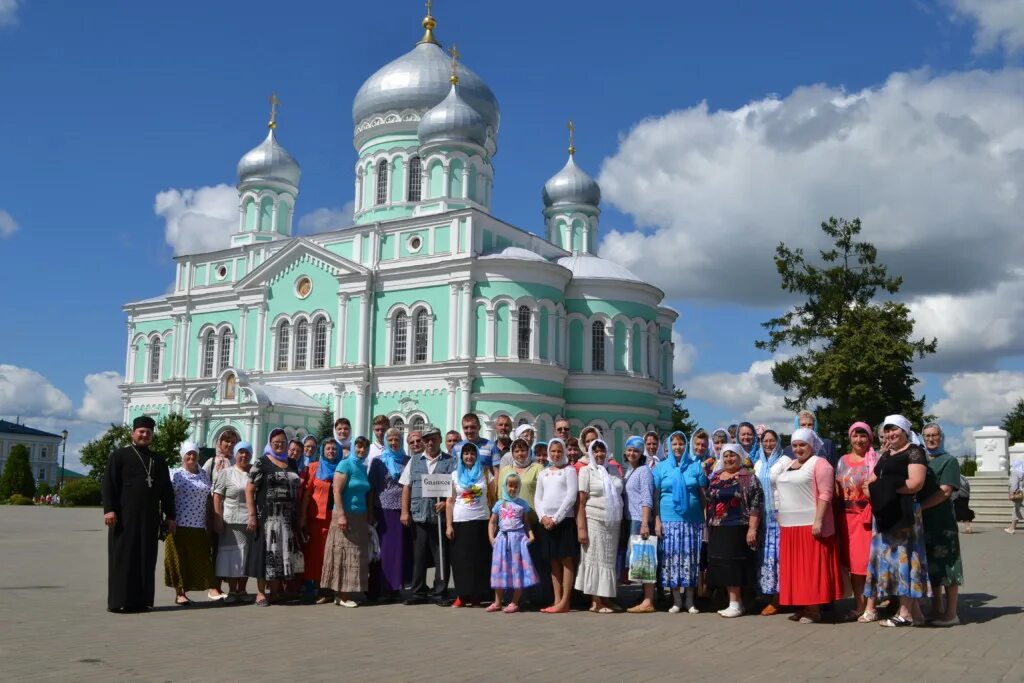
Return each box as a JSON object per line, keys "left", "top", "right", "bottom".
{"left": 837, "top": 505, "right": 872, "bottom": 576}
{"left": 923, "top": 505, "right": 964, "bottom": 587}
{"left": 491, "top": 529, "right": 539, "bottom": 590}
{"left": 247, "top": 511, "right": 304, "bottom": 581}
{"left": 659, "top": 520, "right": 702, "bottom": 589}
{"left": 215, "top": 523, "right": 251, "bottom": 578}
{"left": 451, "top": 520, "right": 491, "bottom": 601}
{"left": 707, "top": 525, "right": 753, "bottom": 588}
{"left": 303, "top": 478, "right": 333, "bottom": 584}
{"left": 864, "top": 504, "right": 931, "bottom": 600}
{"left": 758, "top": 509, "right": 780, "bottom": 594}
{"left": 779, "top": 526, "right": 842, "bottom": 605}
{"left": 164, "top": 527, "right": 215, "bottom": 592}
{"left": 321, "top": 514, "right": 369, "bottom": 593}
{"left": 371, "top": 508, "right": 408, "bottom": 593}
{"left": 575, "top": 518, "right": 619, "bottom": 598}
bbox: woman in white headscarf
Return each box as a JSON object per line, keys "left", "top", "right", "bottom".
{"left": 575, "top": 439, "right": 624, "bottom": 613}
{"left": 164, "top": 442, "right": 215, "bottom": 606}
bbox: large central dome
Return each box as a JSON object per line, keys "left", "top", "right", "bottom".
{"left": 351, "top": 23, "right": 499, "bottom": 135}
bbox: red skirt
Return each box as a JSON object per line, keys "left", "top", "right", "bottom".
{"left": 778, "top": 525, "right": 842, "bottom": 606}
{"left": 837, "top": 506, "right": 872, "bottom": 576}
{"left": 303, "top": 478, "right": 333, "bottom": 584}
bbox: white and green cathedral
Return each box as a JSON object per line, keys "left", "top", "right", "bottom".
{"left": 120, "top": 10, "right": 678, "bottom": 452}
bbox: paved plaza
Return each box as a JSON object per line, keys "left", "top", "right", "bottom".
{"left": 1, "top": 506, "right": 1022, "bottom": 682}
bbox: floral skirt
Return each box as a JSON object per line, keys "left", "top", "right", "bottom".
{"left": 923, "top": 505, "right": 964, "bottom": 587}
{"left": 490, "top": 529, "right": 539, "bottom": 590}
{"left": 658, "top": 520, "right": 702, "bottom": 589}
{"left": 864, "top": 504, "right": 931, "bottom": 599}
{"left": 758, "top": 510, "right": 780, "bottom": 595}
{"left": 164, "top": 527, "right": 214, "bottom": 592}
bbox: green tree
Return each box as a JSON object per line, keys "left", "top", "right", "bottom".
{"left": 0, "top": 444, "right": 36, "bottom": 499}
{"left": 1000, "top": 398, "right": 1024, "bottom": 444}
{"left": 36, "top": 482, "right": 52, "bottom": 498}
{"left": 756, "top": 217, "right": 937, "bottom": 443}
{"left": 315, "top": 408, "right": 334, "bottom": 440}
{"left": 80, "top": 414, "right": 191, "bottom": 480}
{"left": 672, "top": 387, "right": 698, "bottom": 434}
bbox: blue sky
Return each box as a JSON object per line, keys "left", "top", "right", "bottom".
{"left": 1, "top": 0, "right": 1023, "bottom": 466}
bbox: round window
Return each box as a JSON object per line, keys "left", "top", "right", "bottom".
{"left": 295, "top": 276, "right": 312, "bottom": 299}
{"left": 215, "top": 265, "right": 228, "bottom": 280}
{"left": 407, "top": 235, "right": 423, "bottom": 253}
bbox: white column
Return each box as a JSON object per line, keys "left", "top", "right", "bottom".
{"left": 583, "top": 321, "right": 593, "bottom": 372}
{"left": 562, "top": 221, "right": 572, "bottom": 251}
{"left": 604, "top": 321, "right": 614, "bottom": 374}
{"left": 271, "top": 197, "right": 280, "bottom": 234}
{"left": 169, "top": 316, "right": 181, "bottom": 378}
{"left": 458, "top": 377, "right": 472, "bottom": 421}
{"left": 238, "top": 306, "right": 248, "bottom": 370}
{"left": 445, "top": 378, "right": 458, "bottom": 431}
{"left": 447, "top": 283, "right": 459, "bottom": 360}
{"left": 582, "top": 224, "right": 592, "bottom": 254}
{"left": 332, "top": 381, "right": 345, "bottom": 419}
{"left": 529, "top": 309, "right": 540, "bottom": 361}
{"left": 179, "top": 315, "right": 191, "bottom": 379}
{"left": 336, "top": 294, "right": 349, "bottom": 366}
{"left": 486, "top": 310, "right": 496, "bottom": 359}
{"left": 353, "top": 380, "right": 368, "bottom": 436}
{"left": 405, "top": 313, "right": 414, "bottom": 365}
{"left": 358, "top": 291, "right": 370, "bottom": 365}
{"left": 623, "top": 325, "right": 632, "bottom": 375}
{"left": 640, "top": 327, "right": 648, "bottom": 378}
{"left": 546, "top": 310, "right": 556, "bottom": 363}
{"left": 442, "top": 164, "right": 451, "bottom": 198}
{"left": 461, "top": 167, "right": 470, "bottom": 199}
{"left": 354, "top": 172, "right": 363, "bottom": 213}
{"left": 559, "top": 312, "right": 568, "bottom": 367}
{"left": 256, "top": 304, "right": 267, "bottom": 372}
{"left": 124, "top": 323, "right": 135, "bottom": 381}
{"left": 459, "top": 282, "right": 472, "bottom": 359}
{"left": 248, "top": 415, "right": 258, "bottom": 444}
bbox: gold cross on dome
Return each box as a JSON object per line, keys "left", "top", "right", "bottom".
{"left": 268, "top": 93, "right": 279, "bottom": 130}
{"left": 449, "top": 44, "right": 460, "bottom": 84}
{"left": 426, "top": 0, "right": 433, "bottom": 17}
{"left": 568, "top": 119, "right": 576, "bottom": 156}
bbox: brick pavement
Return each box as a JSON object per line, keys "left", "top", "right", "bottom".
{"left": 1, "top": 506, "right": 1022, "bottom": 682}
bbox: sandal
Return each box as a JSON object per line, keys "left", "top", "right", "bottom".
{"left": 315, "top": 595, "right": 331, "bottom": 605}
{"left": 485, "top": 602, "right": 503, "bottom": 612}
{"left": 798, "top": 614, "right": 820, "bottom": 624}
{"left": 254, "top": 597, "right": 270, "bottom": 607}
{"left": 502, "top": 603, "right": 520, "bottom": 613}
{"left": 760, "top": 603, "right": 779, "bottom": 616}
{"left": 857, "top": 610, "right": 878, "bottom": 623}
{"left": 175, "top": 597, "right": 193, "bottom": 607}
{"left": 880, "top": 614, "right": 914, "bottom": 628}
{"left": 596, "top": 607, "right": 615, "bottom": 614}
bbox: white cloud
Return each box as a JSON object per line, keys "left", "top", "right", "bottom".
{"left": 154, "top": 184, "right": 237, "bottom": 256}
{"left": 0, "top": 365, "right": 73, "bottom": 418}
{"left": 686, "top": 358, "right": 791, "bottom": 426}
{"left": 298, "top": 202, "right": 354, "bottom": 235}
{"left": 950, "top": 0, "right": 1024, "bottom": 54}
{"left": 671, "top": 329, "right": 697, "bottom": 376}
{"left": 598, "top": 68, "right": 1024, "bottom": 310}
{"left": 78, "top": 371, "right": 124, "bottom": 423}
{"left": 930, "top": 370, "right": 1024, "bottom": 426}
{"left": 0, "top": 0, "right": 20, "bottom": 28}
{"left": 0, "top": 209, "right": 17, "bottom": 237}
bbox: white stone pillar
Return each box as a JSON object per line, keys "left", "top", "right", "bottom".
{"left": 974, "top": 426, "right": 1010, "bottom": 474}
{"left": 546, "top": 310, "right": 556, "bottom": 363}
{"left": 358, "top": 291, "right": 370, "bottom": 366}
{"left": 486, "top": 310, "right": 496, "bottom": 359}
{"left": 271, "top": 198, "right": 280, "bottom": 234}
{"left": 458, "top": 377, "right": 472, "bottom": 421}
{"left": 238, "top": 306, "right": 248, "bottom": 370}
{"left": 461, "top": 167, "right": 470, "bottom": 199}
{"left": 623, "top": 325, "right": 632, "bottom": 375}
{"left": 460, "top": 282, "right": 473, "bottom": 359}
{"left": 640, "top": 327, "right": 649, "bottom": 378}
{"left": 559, "top": 311, "right": 567, "bottom": 367}
{"left": 337, "top": 294, "right": 349, "bottom": 365}
{"left": 124, "top": 322, "right": 135, "bottom": 382}
{"left": 248, "top": 415, "right": 258, "bottom": 444}
{"left": 332, "top": 380, "right": 345, "bottom": 419}
{"left": 179, "top": 315, "right": 191, "bottom": 379}
{"left": 353, "top": 380, "right": 369, "bottom": 436}
{"left": 445, "top": 378, "right": 458, "bottom": 431}
{"left": 604, "top": 321, "right": 614, "bottom": 374}
{"left": 442, "top": 164, "right": 451, "bottom": 199}
{"left": 354, "top": 172, "right": 363, "bottom": 213}
{"left": 448, "top": 283, "right": 459, "bottom": 360}
{"left": 529, "top": 309, "right": 540, "bottom": 361}
{"left": 256, "top": 304, "right": 267, "bottom": 372}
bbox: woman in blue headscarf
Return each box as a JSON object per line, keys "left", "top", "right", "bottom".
{"left": 622, "top": 435, "right": 656, "bottom": 613}
{"left": 653, "top": 430, "right": 708, "bottom": 613}
{"left": 753, "top": 428, "right": 784, "bottom": 614}
{"left": 299, "top": 437, "right": 343, "bottom": 603}
{"left": 367, "top": 427, "right": 409, "bottom": 602}
{"left": 445, "top": 441, "right": 494, "bottom": 607}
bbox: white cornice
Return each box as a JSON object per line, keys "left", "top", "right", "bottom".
{"left": 564, "top": 373, "right": 662, "bottom": 393}
{"left": 564, "top": 279, "right": 664, "bottom": 308}
{"left": 563, "top": 402, "right": 660, "bottom": 418}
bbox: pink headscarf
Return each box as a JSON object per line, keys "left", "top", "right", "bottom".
{"left": 848, "top": 422, "right": 879, "bottom": 472}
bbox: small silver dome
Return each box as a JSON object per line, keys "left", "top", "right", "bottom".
{"left": 557, "top": 253, "right": 641, "bottom": 283}
{"left": 237, "top": 129, "right": 301, "bottom": 187}
{"left": 543, "top": 155, "right": 601, "bottom": 208}
{"left": 417, "top": 84, "right": 487, "bottom": 147}
{"left": 352, "top": 42, "right": 499, "bottom": 133}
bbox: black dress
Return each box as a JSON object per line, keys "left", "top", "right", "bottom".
{"left": 101, "top": 445, "right": 175, "bottom": 611}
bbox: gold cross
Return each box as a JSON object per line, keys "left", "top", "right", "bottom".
{"left": 268, "top": 92, "right": 279, "bottom": 130}
{"left": 568, "top": 119, "right": 576, "bottom": 155}
{"left": 449, "top": 44, "right": 460, "bottom": 85}
{"left": 426, "top": 0, "right": 433, "bottom": 16}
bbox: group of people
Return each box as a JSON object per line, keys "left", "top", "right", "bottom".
{"left": 101, "top": 409, "right": 966, "bottom": 626}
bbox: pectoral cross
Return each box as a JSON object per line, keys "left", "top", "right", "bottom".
{"left": 145, "top": 474, "right": 153, "bottom": 488}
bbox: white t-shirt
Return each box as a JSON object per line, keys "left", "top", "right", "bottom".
{"left": 366, "top": 441, "right": 385, "bottom": 471}
{"left": 398, "top": 453, "right": 442, "bottom": 486}
{"left": 450, "top": 471, "right": 490, "bottom": 522}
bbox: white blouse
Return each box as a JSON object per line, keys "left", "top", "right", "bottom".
{"left": 534, "top": 466, "right": 578, "bottom": 523}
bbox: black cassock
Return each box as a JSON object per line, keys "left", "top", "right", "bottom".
{"left": 101, "top": 445, "right": 175, "bottom": 611}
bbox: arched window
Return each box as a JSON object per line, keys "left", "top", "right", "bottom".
{"left": 413, "top": 308, "right": 429, "bottom": 363}
{"left": 407, "top": 156, "right": 422, "bottom": 202}
{"left": 312, "top": 316, "right": 328, "bottom": 369}
{"left": 517, "top": 305, "right": 531, "bottom": 360}
{"left": 295, "top": 320, "right": 309, "bottom": 370}
{"left": 390, "top": 416, "right": 405, "bottom": 432}
{"left": 201, "top": 330, "right": 215, "bottom": 378}
{"left": 392, "top": 311, "right": 408, "bottom": 364}
{"left": 591, "top": 320, "right": 606, "bottom": 372}
{"left": 375, "top": 159, "right": 389, "bottom": 206}
{"left": 276, "top": 322, "right": 290, "bottom": 371}
{"left": 409, "top": 414, "right": 426, "bottom": 433}
{"left": 218, "top": 331, "right": 231, "bottom": 372}
{"left": 148, "top": 338, "right": 161, "bottom": 382}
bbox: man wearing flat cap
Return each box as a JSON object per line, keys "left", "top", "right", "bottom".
{"left": 101, "top": 415, "right": 176, "bottom": 612}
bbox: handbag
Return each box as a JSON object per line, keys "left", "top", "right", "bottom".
{"left": 1012, "top": 490, "right": 1023, "bottom": 503}
{"left": 626, "top": 534, "right": 658, "bottom": 583}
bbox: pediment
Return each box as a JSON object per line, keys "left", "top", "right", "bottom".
{"left": 235, "top": 238, "right": 368, "bottom": 292}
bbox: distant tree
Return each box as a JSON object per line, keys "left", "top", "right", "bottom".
{"left": 757, "top": 217, "right": 937, "bottom": 443}
{"left": 36, "top": 482, "right": 52, "bottom": 498}
{"left": 0, "top": 444, "right": 36, "bottom": 499}
{"left": 316, "top": 408, "right": 335, "bottom": 440}
{"left": 1001, "top": 398, "right": 1024, "bottom": 445}
{"left": 80, "top": 414, "right": 191, "bottom": 480}
{"left": 672, "top": 387, "right": 698, "bottom": 435}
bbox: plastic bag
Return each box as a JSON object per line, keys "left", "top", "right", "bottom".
{"left": 626, "top": 534, "right": 658, "bottom": 583}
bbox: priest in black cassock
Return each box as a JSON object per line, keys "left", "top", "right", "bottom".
{"left": 102, "top": 416, "right": 176, "bottom": 613}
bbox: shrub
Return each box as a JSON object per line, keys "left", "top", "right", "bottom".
{"left": 960, "top": 459, "right": 977, "bottom": 476}
{"left": 0, "top": 444, "right": 36, "bottom": 499}
{"left": 8, "top": 494, "right": 34, "bottom": 505}
{"left": 62, "top": 479, "right": 102, "bottom": 506}
{"left": 36, "top": 482, "right": 52, "bottom": 497}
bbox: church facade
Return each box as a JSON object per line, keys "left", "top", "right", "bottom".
{"left": 120, "top": 10, "right": 678, "bottom": 452}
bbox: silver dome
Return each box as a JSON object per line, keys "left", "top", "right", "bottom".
{"left": 543, "top": 155, "right": 601, "bottom": 208}
{"left": 557, "top": 253, "right": 641, "bottom": 283}
{"left": 237, "top": 129, "right": 301, "bottom": 187}
{"left": 417, "top": 84, "right": 487, "bottom": 147}
{"left": 352, "top": 42, "right": 499, "bottom": 134}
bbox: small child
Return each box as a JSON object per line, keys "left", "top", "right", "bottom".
{"left": 533, "top": 442, "right": 548, "bottom": 468}
{"left": 487, "top": 473, "right": 538, "bottom": 613}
